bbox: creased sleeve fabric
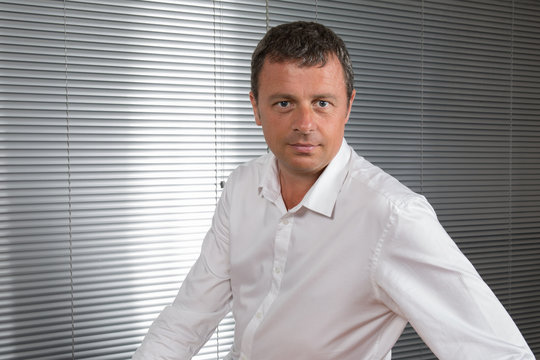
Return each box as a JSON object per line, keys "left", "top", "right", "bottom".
{"left": 373, "top": 196, "right": 534, "bottom": 359}
{"left": 132, "top": 181, "right": 233, "bottom": 360}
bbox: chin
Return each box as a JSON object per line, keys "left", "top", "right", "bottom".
{"left": 290, "top": 161, "right": 327, "bottom": 175}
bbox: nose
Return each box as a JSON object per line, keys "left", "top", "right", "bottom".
{"left": 293, "top": 104, "right": 316, "bottom": 134}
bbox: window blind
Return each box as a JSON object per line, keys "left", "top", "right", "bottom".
{"left": 0, "top": 1, "right": 266, "bottom": 359}
{"left": 1, "top": 1, "right": 538, "bottom": 359}
{"left": 511, "top": 0, "right": 540, "bottom": 347}
{"left": 1, "top": 1, "right": 74, "bottom": 359}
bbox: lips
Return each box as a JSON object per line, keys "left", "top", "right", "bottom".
{"left": 290, "top": 143, "right": 318, "bottom": 153}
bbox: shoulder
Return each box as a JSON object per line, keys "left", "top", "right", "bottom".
{"left": 223, "top": 153, "right": 271, "bottom": 190}
{"left": 344, "top": 150, "right": 425, "bottom": 211}
{"left": 232, "top": 153, "right": 269, "bottom": 175}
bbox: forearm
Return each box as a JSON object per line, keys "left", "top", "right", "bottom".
{"left": 133, "top": 300, "right": 231, "bottom": 360}
{"left": 133, "top": 185, "right": 233, "bottom": 360}
{"left": 132, "top": 254, "right": 232, "bottom": 359}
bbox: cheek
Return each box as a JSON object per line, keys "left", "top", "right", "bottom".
{"left": 262, "top": 123, "right": 290, "bottom": 149}
{"left": 263, "top": 125, "right": 283, "bottom": 142}
{"left": 320, "top": 115, "right": 345, "bottom": 133}
{"left": 262, "top": 114, "right": 288, "bottom": 133}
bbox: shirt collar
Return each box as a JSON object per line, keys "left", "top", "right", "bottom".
{"left": 259, "top": 139, "right": 352, "bottom": 218}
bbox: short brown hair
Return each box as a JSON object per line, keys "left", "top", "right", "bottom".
{"left": 251, "top": 21, "right": 354, "bottom": 101}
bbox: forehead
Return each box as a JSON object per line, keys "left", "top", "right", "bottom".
{"left": 257, "top": 55, "right": 347, "bottom": 96}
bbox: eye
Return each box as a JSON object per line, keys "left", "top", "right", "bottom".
{"left": 318, "top": 100, "right": 329, "bottom": 108}
{"left": 278, "top": 101, "right": 290, "bottom": 108}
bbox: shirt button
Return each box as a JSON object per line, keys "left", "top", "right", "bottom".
{"left": 256, "top": 312, "right": 262, "bottom": 319}
{"left": 282, "top": 218, "right": 289, "bottom": 225}
{"left": 274, "top": 266, "right": 281, "bottom": 274}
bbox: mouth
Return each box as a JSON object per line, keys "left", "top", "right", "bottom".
{"left": 289, "top": 143, "right": 319, "bottom": 153}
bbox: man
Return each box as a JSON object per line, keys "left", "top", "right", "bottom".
{"left": 133, "top": 21, "right": 534, "bottom": 360}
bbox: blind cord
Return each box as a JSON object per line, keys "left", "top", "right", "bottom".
{"left": 421, "top": 0, "right": 424, "bottom": 195}
{"left": 63, "top": 1, "right": 74, "bottom": 358}
{"left": 213, "top": 2, "right": 222, "bottom": 357}
{"left": 265, "top": 0, "right": 269, "bottom": 31}
{"left": 508, "top": 0, "right": 514, "bottom": 312}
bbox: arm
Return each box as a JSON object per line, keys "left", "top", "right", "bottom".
{"left": 132, "top": 185, "right": 233, "bottom": 360}
{"left": 373, "top": 196, "right": 534, "bottom": 359}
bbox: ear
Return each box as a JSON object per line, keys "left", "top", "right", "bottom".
{"left": 345, "top": 89, "right": 356, "bottom": 124}
{"left": 250, "top": 91, "right": 262, "bottom": 126}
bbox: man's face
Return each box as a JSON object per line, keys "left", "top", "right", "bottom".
{"left": 250, "top": 54, "right": 355, "bottom": 180}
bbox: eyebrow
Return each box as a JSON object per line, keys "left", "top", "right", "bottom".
{"left": 313, "top": 94, "right": 338, "bottom": 101}
{"left": 268, "top": 93, "right": 295, "bottom": 101}
{"left": 267, "top": 93, "right": 338, "bottom": 101}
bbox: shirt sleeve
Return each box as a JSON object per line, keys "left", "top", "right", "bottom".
{"left": 373, "top": 196, "right": 535, "bottom": 360}
{"left": 132, "top": 182, "right": 233, "bottom": 360}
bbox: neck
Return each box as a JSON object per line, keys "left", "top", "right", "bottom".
{"left": 279, "top": 167, "right": 323, "bottom": 210}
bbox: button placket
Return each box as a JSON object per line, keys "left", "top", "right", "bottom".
{"left": 239, "top": 214, "right": 294, "bottom": 359}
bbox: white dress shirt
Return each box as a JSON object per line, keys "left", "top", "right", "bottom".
{"left": 133, "top": 140, "right": 534, "bottom": 360}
